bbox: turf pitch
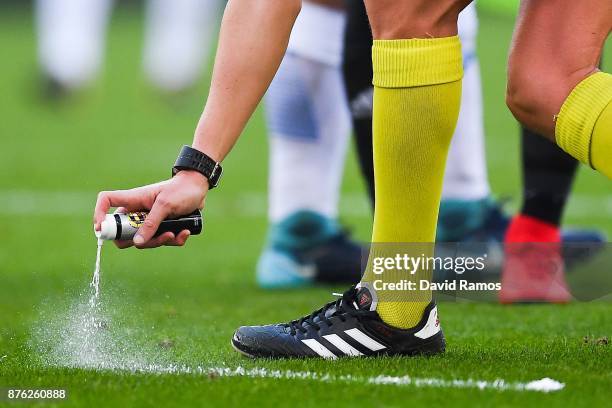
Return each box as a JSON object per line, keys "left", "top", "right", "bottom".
{"left": 0, "top": 3, "right": 611, "bottom": 407}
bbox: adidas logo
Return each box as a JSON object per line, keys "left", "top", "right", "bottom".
{"left": 301, "top": 328, "right": 386, "bottom": 359}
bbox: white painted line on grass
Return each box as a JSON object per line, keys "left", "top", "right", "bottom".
{"left": 84, "top": 362, "right": 565, "bottom": 393}
{"left": 0, "top": 189, "right": 610, "bottom": 220}
{"left": 368, "top": 374, "right": 564, "bottom": 392}
{"left": 0, "top": 190, "right": 369, "bottom": 217}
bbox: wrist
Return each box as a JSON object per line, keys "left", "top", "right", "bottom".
{"left": 174, "top": 169, "right": 210, "bottom": 191}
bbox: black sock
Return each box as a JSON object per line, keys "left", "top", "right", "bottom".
{"left": 342, "top": 0, "right": 375, "bottom": 208}
{"left": 520, "top": 126, "right": 578, "bottom": 226}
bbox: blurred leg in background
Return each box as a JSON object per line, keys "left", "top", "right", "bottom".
{"left": 500, "top": 129, "right": 577, "bottom": 303}
{"left": 500, "top": 124, "right": 606, "bottom": 304}
{"left": 37, "top": 0, "right": 222, "bottom": 97}
{"left": 512, "top": 125, "right": 605, "bottom": 247}
{"left": 257, "top": 0, "right": 362, "bottom": 289}
{"left": 341, "top": 0, "right": 374, "bottom": 204}
{"left": 143, "top": 0, "right": 223, "bottom": 93}
{"left": 36, "top": 0, "right": 114, "bottom": 94}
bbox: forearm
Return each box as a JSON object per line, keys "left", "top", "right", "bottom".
{"left": 192, "top": 0, "right": 301, "bottom": 161}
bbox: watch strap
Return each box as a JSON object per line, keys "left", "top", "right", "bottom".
{"left": 172, "top": 145, "right": 223, "bottom": 189}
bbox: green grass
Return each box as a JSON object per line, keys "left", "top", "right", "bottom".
{"left": 1, "top": 4, "right": 611, "bottom": 407}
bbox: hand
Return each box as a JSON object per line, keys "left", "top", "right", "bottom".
{"left": 94, "top": 170, "right": 209, "bottom": 249}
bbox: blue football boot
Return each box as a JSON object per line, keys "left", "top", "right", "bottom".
{"left": 257, "top": 211, "right": 364, "bottom": 289}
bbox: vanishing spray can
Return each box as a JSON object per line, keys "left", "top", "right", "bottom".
{"left": 95, "top": 210, "right": 203, "bottom": 241}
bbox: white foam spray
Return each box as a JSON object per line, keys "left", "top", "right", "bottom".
{"left": 33, "top": 291, "right": 149, "bottom": 369}
{"left": 32, "top": 238, "right": 150, "bottom": 369}
{"left": 90, "top": 238, "right": 103, "bottom": 303}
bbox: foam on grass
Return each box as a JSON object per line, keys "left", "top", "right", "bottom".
{"left": 94, "top": 363, "right": 565, "bottom": 393}
{"left": 31, "top": 289, "right": 564, "bottom": 394}
{"left": 31, "top": 309, "right": 565, "bottom": 394}
{"left": 32, "top": 292, "right": 148, "bottom": 370}
{"left": 30, "top": 238, "right": 564, "bottom": 394}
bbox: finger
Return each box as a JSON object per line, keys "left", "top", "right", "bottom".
{"left": 94, "top": 192, "right": 113, "bottom": 230}
{"left": 115, "top": 239, "right": 134, "bottom": 249}
{"left": 94, "top": 190, "right": 153, "bottom": 230}
{"left": 166, "top": 230, "right": 191, "bottom": 247}
{"left": 114, "top": 207, "right": 127, "bottom": 214}
{"left": 133, "top": 198, "right": 170, "bottom": 245}
{"left": 135, "top": 232, "right": 175, "bottom": 249}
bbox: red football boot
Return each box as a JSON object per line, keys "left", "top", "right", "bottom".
{"left": 499, "top": 215, "right": 572, "bottom": 303}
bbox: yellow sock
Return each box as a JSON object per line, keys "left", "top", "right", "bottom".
{"left": 361, "top": 37, "right": 463, "bottom": 329}
{"left": 556, "top": 72, "right": 612, "bottom": 178}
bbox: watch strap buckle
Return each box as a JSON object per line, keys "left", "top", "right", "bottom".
{"left": 208, "top": 162, "right": 223, "bottom": 188}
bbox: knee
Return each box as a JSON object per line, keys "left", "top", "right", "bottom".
{"left": 506, "top": 70, "right": 541, "bottom": 126}
{"left": 506, "top": 51, "right": 599, "bottom": 138}
{"left": 506, "top": 66, "right": 568, "bottom": 138}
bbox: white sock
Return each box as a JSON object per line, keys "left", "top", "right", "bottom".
{"left": 143, "top": 0, "right": 223, "bottom": 92}
{"left": 266, "top": 2, "right": 349, "bottom": 222}
{"left": 36, "top": 0, "right": 114, "bottom": 89}
{"left": 442, "top": 3, "right": 491, "bottom": 201}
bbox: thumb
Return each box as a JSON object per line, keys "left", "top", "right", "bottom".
{"left": 133, "top": 200, "right": 168, "bottom": 245}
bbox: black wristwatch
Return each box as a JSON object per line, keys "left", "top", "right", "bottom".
{"left": 172, "top": 145, "right": 223, "bottom": 189}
